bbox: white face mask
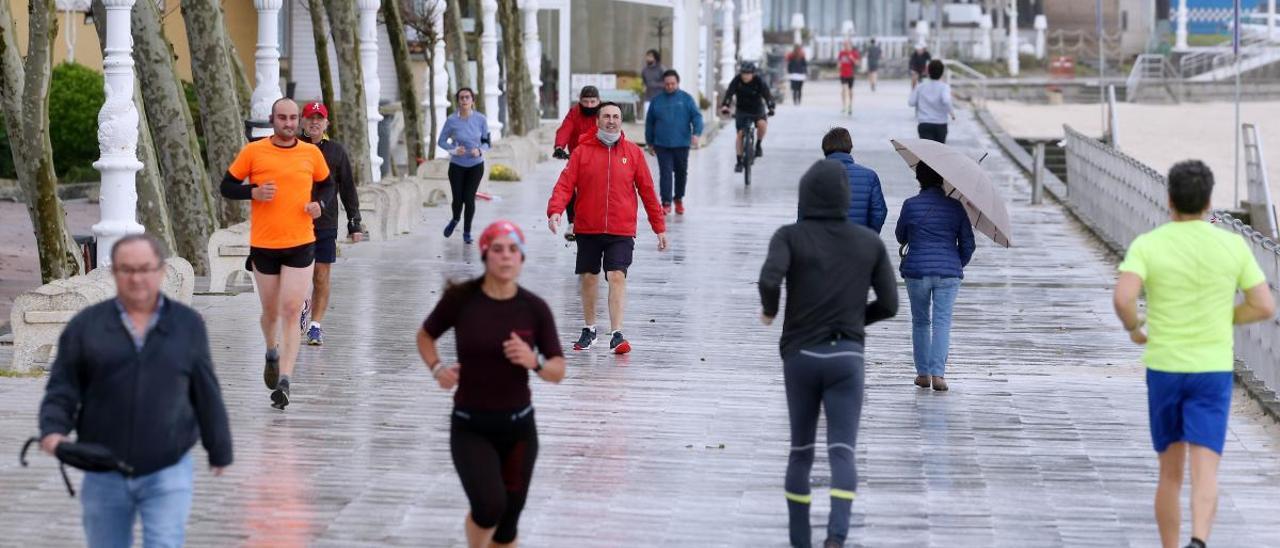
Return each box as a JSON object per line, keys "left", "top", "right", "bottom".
{"left": 597, "top": 129, "right": 621, "bottom": 146}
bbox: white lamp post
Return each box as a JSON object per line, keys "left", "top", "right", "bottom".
{"left": 719, "top": 0, "right": 737, "bottom": 88}
{"left": 426, "top": 0, "right": 449, "bottom": 160}
{"left": 92, "top": 0, "right": 144, "bottom": 268}
{"left": 521, "top": 0, "right": 543, "bottom": 110}
{"left": 1034, "top": 14, "right": 1047, "bottom": 60}
{"left": 1176, "top": 0, "right": 1188, "bottom": 51}
{"left": 250, "top": 0, "right": 284, "bottom": 139}
{"left": 480, "top": 0, "right": 504, "bottom": 141}
{"left": 357, "top": 0, "right": 383, "bottom": 182}
{"left": 1006, "top": 0, "right": 1020, "bottom": 77}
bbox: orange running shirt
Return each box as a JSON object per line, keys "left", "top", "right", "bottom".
{"left": 228, "top": 138, "right": 331, "bottom": 249}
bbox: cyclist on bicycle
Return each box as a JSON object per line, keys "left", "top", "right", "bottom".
{"left": 720, "top": 61, "right": 776, "bottom": 173}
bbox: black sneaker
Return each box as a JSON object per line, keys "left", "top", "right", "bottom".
{"left": 755, "top": 142, "right": 763, "bottom": 158}
{"left": 734, "top": 156, "right": 744, "bottom": 173}
{"left": 271, "top": 377, "right": 291, "bottom": 410}
{"left": 609, "top": 331, "right": 631, "bottom": 354}
{"left": 264, "top": 349, "right": 280, "bottom": 389}
{"left": 573, "top": 327, "right": 598, "bottom": 351}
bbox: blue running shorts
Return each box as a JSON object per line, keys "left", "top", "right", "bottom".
{"left": 1146, "top": 369, "right": 1233, "bottom": 455}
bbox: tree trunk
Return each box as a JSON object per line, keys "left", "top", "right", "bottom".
{"left": 181, "top": 0, "right": 248, "bottom": 226}
{"left": 307, "top": 0, "right": 337, "bottom": 141}
{"left": 123, "top": 0, "right": 218, "bottom": 273}
{"left": 0, "top": 0, "right": 82, "bottom": 281}
{"left": 323, "top": 0, "right": 372, "bottom": 186}
{"left": 497, "top": 0, "right": 537, "bottom": 135}
{"left": 226, "top": 34, "right": 253, "bottom": 120}
{"left": 444, "top": 0, "right": 470, "bottom": 92}
{"left": 384, "top": 0, "right": 425, "bottom": 167}
{"left": 88, "top": 1, "right": 176, "bottom": 254}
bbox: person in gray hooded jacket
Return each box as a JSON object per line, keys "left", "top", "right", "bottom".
{"left": 759, "top": 159, "right": 898, "bottom": 548}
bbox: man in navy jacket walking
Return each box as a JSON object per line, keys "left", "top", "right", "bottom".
{"left": 645, "top": 70, "right": 704, "bottom": 215}
{"left": 822, "top": 128, "right": 887, "bottom": 233}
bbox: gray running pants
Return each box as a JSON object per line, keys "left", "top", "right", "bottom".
{"left": 783, "top": 340, "right": 865, "bottom": 548}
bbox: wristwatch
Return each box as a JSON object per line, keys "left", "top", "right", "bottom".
{"left": 534, "top": 355, "right": 544, "bottom": 373}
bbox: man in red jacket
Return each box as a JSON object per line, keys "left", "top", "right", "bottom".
{"left": 548, "top": 103, "right": 668, "bottom": 355}
{"left": 552, "top": 86, "right": 602, "bottom": 241}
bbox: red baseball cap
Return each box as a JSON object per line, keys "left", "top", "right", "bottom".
{"left": 302, "top": 101, "right": 328, "bottom": 119}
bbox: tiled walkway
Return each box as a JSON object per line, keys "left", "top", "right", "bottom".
{"left": 2, "top": 81, "right": 1279, "bottom": 547}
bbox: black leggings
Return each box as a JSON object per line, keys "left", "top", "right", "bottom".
{"left": 448, "top": 162, "right": 485, "bottom": 234}
{"left": 790, "top": 80, "right": 804, "bottom": 104}
{"left": 784, "top": 340, "right": 865, "bottom": 548}
{"left": 451, "top": 407, "right": 538, "bottom": 544}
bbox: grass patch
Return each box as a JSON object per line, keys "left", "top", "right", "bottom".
{"left": 0, "top": 368, "right": 46, "bottom": 378}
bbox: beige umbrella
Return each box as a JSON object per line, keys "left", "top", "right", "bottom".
{"left": 891, "top": 138, "right": 1013, "bottom": 248}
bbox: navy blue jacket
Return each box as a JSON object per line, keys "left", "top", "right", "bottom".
{"left": 644, "top": 89, "right": 704, "bottom": 148}
{"left": 895, "top": 187, "right": 976, "bottom": 279}
{"left": 826, "top": 152, "right": 887, "bottom": 233}
{"left": 39, "top": 298, "right": 233, "bottom": 476}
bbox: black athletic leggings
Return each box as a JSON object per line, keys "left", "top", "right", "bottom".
{"left": 448, "top": 162, "right": 485, "bottom": 234}
{"left": 784, "top": 340, "right": 865, "bottom": 548}
{"left": 451, "top": 406, "right": 538, "bottom": 544}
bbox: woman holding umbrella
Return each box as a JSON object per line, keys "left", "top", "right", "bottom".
{"left": 895, "top": 162, "right": 976, "bottom": 391}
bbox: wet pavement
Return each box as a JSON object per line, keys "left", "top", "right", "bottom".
{"left": 2, "top": 81, "right": 1280, "bottom": 547}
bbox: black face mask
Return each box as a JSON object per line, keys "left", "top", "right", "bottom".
{"left": 579, "top": 104, "right": 600, "bottom": 117}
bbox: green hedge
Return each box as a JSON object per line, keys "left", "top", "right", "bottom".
{"left": 49, "top": 63, "right": 105, "bottom": 183}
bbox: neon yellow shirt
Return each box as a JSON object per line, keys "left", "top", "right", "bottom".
{"left": 1118, "top": 220, "right": 1266, "bottom": 373}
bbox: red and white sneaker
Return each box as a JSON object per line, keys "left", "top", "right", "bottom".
{"left": 675, "top": 200, "right": 685, "bottom": 215}
{"left": 609, "top": 331, "right": 631, "bottom": 354}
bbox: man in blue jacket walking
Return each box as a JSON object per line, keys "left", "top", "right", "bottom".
{"left": 645, "top": 69, "right": 703, "bottom": 215}
{"left": 822, "top": 128, "right": 887, "bottom": 233}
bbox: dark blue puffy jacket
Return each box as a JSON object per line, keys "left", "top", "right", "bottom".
{"left": 895, "top": 187, "right": 976, "bottom": 279}
{"left": 827, "top": 152, "right": 887, "bottom": 233}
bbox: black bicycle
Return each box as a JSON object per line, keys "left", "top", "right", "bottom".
{"left": 725, "top": 110, "right": 770, "bottom": 187}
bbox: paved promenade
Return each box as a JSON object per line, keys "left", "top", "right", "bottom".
{"left": 2, "top": 81, "right": 1280, "bottom": 547}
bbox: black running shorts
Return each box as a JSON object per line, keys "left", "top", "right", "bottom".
{"left": 574, "top": 234, "right": 634, "bottom": 275}
{"left": 247, "top": 243, "right": 316, "bottom": 275}
{"left": 840, "top": 76, "right": 854, "bottom": 88}
{"left": 735, "top": 111, "right": 765, "bottom": 131}
{"left": 314, "top": 229, "right": 338, "bottom": 264}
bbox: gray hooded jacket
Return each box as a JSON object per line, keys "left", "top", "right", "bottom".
{"left": 759, "top": 160, "right": 899, "bottom": 358}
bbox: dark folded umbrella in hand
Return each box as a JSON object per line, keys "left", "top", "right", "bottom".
{"left": 20, "top": 437, "right": 134, "bottom": 497}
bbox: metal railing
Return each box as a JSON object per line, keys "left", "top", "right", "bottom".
{"left": 810, "top": 35, "right": 910, "bottom": 64}
{"left": 1178, "top": 32, "right": 1277, "bottom": 81}
{"left": 942, "top": 58, "right": 987, "bottom": 106}
{"left": 1062, "top": 125, "right": 1170, "bottom": 251}
{"left": 1210, "top": 210, "right": 1280, "bottom": 397}
{"left": 1062, "top": 126, "right": 1280, "bottom": 400}
{"left": 1125, "top": 54, "right": 1182, "bottom": 102}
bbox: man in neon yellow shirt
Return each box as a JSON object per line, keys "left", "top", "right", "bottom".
{"left": 1114, "top": 160, "right": 1275, "bottom": 548}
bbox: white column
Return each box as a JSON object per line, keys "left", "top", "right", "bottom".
{"left": 92, "top": 0, "right": 144, "bottom": 268}
{"left": 915, "top": 20, "right": 930, "bottom": 47}
{"left": 357, "top": 0, "right": 383, "bottom": 182}
{"left": 673, "top": 0, "right": 687, "bottom": 89}
{"left": 752, "top": 0, "right": 765, "bottom": 62}
{"left": 740, "top": 0, "right": 761, "bottom": 62}
{"left": 1034, "top": 14, "right": 1047, "bottom": 60}
{"left": 1176, "top": 0, "right": 1188, "bottom": 51}
{"left": 520, "top": 0, "right": 543, "bottom": 112}
{"left": 1006, "top": 0, "right": 1019, "bottom": 76}
{"left": 977, "top": 13, "right": 993, "bottom": 61}
{"left": 480, "top": 0, "right": 503, "bottom": 140}
{"left": 425, "top": 0, "right": 449, "bottom": 160}
{"left": 791, "top": 12, "right": 804, "bottom": 45}
{"left": 841, "top": 19, "right": 854, "bottom": 40}
{"left": 1270, "top": 0, "right": 1276, "bottom": 40}
{"left": 719, "top": 0, "right": 737, "bottom": 88}
{"left": 250, "top": 0, "right": 283, "bottom": 139}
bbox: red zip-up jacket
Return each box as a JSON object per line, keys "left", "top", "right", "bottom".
{"left": 554, "top": 105, "right": 598, "bottom": 154}
{"left": 547, "top": 132, "right": 666, "bottom": 237}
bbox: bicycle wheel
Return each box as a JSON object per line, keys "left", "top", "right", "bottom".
{"left": 743, "top": 129, "right": 755, "bottom": 186}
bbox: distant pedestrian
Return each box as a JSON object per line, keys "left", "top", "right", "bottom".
{"left": 908, "top": 43, "right": 932, "bottom": 89}
{"left": 908, "top": 60, "right": 954, "bottom": 143}
{"left": 895, "top": 161, "right": 975, "bottom": 392}
{"left": 821, "top": 128, "right": 886, "bottom": 233}
{"left": 760, "top": 160, "right": 898, "bottom": 548}
{"left": 553, "top": 85, "right": 603, "bottom": 241}
{"left": 438, "top": 87, "right": 491, "bottom": 244}
{"left": 547, "top": 103, "right": 669, "bottom": 355}
{"left": 641, "top": 49, "right": 667, "bottom": 110}
{"left": 644, "top": 69, "right": 704, "bottom": 215}
{"left": 1113, "top": 161, "right": 1274, "bottom": 548}
{"left": 786, "top": 44, "right": 809, "bottom": 105}
{"left": 417, "top": 220, "right": 566, "bottom": 548}
{"left": 866, "top": 38, "right": 882, "bottom": 92}
{"left": 836, "top": 40, "right": 860, "bottom": 114}
{"left": 299, "top": 100, "right": 363, "bottom": 347}
{"left": 39, "top": 234, "right": 233, "bottom": 548}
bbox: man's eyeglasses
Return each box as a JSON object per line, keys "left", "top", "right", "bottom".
{"left": 112, "top": 264, "right": 163, "bottom": 276}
